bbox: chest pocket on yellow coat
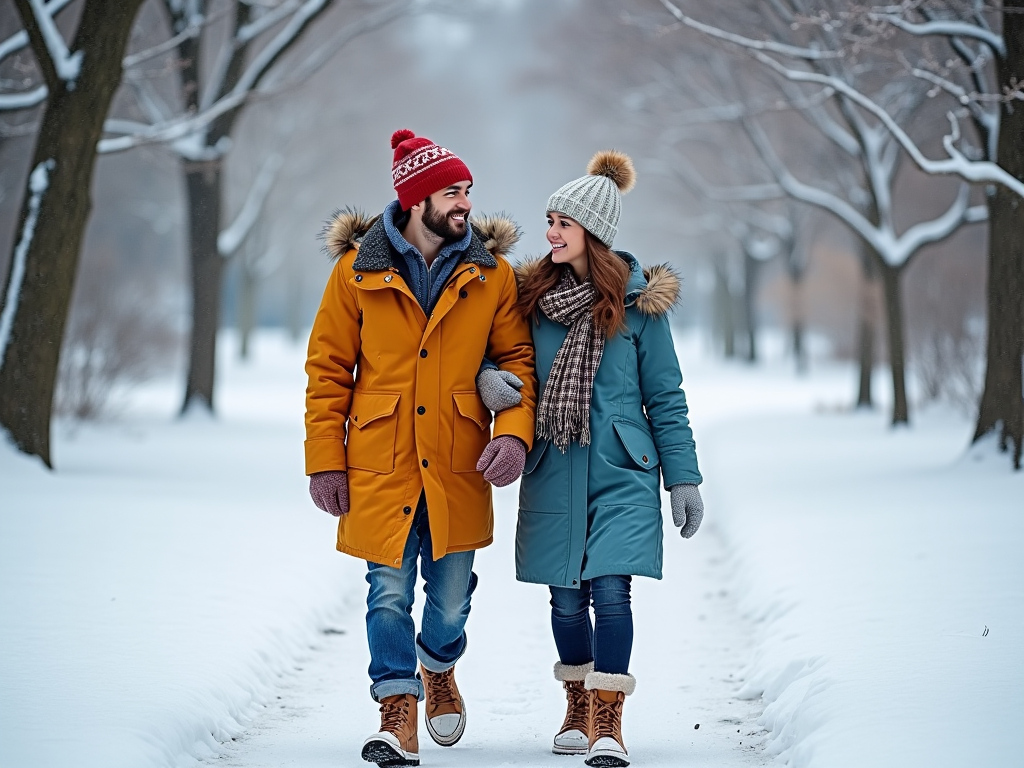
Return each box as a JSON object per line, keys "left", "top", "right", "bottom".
{"left": 451, "top": 392, "right": 492, "bottom": 473}
{"left": 347, "top": 392, "right": 401, "bottom": 474}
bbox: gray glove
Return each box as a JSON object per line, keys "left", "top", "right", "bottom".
{"left": 670, "top": 484, "right": 704, "bottom": 538}
{"left": 309, "top": 470, "right": 349, "bottom": 517}
{"left": 476, "top": 367, "right": 523, "bottom": 412}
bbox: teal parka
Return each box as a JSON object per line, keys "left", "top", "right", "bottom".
{"left": 515, "top": 253, "right": 702, "bottom": 588}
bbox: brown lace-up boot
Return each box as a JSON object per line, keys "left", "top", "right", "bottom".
{"left": 361, "top": 693, "right": 419, "bottom": 766}
{"left": 552, "top": 661, "right": 594, "bottom": 754}
{"left": 420, "top": 664, "right": 466, "bottom": 746}
{"left": 584, "top": 671, "right": 635, "bottom": 767}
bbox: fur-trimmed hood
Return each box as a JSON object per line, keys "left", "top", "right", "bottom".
{"left": 513, "top": 254, "right": 681, "bottom": 317}
{"left": 320, "top": 207, "right": 521, "bottom": 266}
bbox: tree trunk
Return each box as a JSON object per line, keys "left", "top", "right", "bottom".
{"left": 973, "top": 1, "right": 1024, "bottom": 469}
{"left": 713, "top": 264, "right": 736, "bottom": 358}
{"left": 742, "top": 252, "right": 760, "bottom": 364}
{"left": 181, "top": 162, "right": 224, "bottom": 413}
{"left": 793, "top": 319, "right": 807, "bottom": 374}
{"left": 286, "top": 254, "right": 304, "bottom": 344}
{"left": 238, "top": 262, "right": 256, "bottom": 361}
{"left": 0, "top": 1, "right": 143, "bottom": 467}
{"left": 880, "top": 263, "right": 910, "bottom": 425}
{"left": 856, "top": 249, "right": 878, "bottom": 409}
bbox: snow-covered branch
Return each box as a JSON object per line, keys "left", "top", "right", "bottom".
{"left": 218, "top": 153, "right": 283, "bottom": 258}
{"left": 748, "top": 50, "right": 1024, "bottom": 198}
{"left": 25, "top": 0, "right": 82, "bottom": 84}
{"left": 869, "top": 14, "right": 1005, "bottom": 58}
{"left": 656, "top": 0, "right": 839, "bottom": 60}
{"left": 0, "top": 85, "right": 48, "bottom": 111}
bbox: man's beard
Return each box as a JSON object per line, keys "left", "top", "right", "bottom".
{"left": 422, "top": 197, "right": 468, "bottom": 243}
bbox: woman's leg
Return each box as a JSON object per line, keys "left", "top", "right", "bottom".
{"left": 589, "top": 575, "right": 633, "bottom": 674}
{"left": 549, "top": 582, "right": 594, "bottom": 666}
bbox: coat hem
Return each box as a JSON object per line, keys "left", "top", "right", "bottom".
{"left": 338, "top": 536, "right": 492, "bottom": 567}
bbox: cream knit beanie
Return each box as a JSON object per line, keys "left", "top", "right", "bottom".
{"left": 546, "top": 150, "right": 636, "bottom": 248}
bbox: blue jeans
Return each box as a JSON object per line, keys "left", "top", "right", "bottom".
{"left": 365, "top": 494, "right": 477, "bottom": 702}
{"left": 549, "top": 575, "right": 633, "bottom": 675}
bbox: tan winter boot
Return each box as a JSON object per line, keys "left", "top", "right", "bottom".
{"left": 361, "top": 693, "right": 419, "bottom": 766}
{"left": 420, "top": 664, "right": 467, "bottom": 746}
{"left": 584, "top": 671, "right": 636, "bottom": 768}
{"left": 552, "top": 661, "right": 594, "bottom": 755}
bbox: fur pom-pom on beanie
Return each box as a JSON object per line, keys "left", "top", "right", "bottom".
{"left": 546, "top": 150, "right": 636, "bottom": 247}
{"left": 390, "top": 129, "right": 473, "bottom": 210}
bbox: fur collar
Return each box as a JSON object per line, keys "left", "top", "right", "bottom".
{"left": 513, "top": 256, "right": 681, "bottom": 317}
{"left": 320, "top": 208, "right": 520, "bottom": 270}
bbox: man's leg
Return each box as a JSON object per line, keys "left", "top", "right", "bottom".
{"left": 361, "top": 506, "right": 423, "bottom": 765}
{"left": 416, "top": 509, "right": 476, "bottom": 747}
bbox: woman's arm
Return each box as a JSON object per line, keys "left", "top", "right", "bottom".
{"left": 634, "top": 312, "right": 702, "bottom": 488}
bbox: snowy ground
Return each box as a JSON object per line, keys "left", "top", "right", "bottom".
{"left": 2, "top": 329, "right": 1021, "bottom": 768}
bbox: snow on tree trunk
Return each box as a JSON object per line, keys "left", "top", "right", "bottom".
{"left": 0, "top": 0, "right": 144, "bottom": 467}
{"left": 182, "top": 162, "right": 225, "bottom": 413}
{"left": 973, "top": 1, "right": 1024, "bottom": 469}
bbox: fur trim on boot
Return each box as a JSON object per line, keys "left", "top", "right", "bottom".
{"left": 584, "top": 671, "right": 636, "bottom": 696}
{"left": 554, "top": 660, "right": 594, "bottom": 682}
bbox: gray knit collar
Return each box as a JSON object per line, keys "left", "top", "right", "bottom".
{"left": 352, "top": 201, "right": 496, "bottom": 272}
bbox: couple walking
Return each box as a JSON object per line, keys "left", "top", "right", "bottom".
{"left": 304, "top": 130, "right": 703, "bottom": 767}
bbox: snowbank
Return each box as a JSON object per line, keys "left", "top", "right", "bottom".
{"left": 689, "top": 358, "right": 1024, "bottom": 768}
{"left": 0, "top": 332, "right": 364, "bottom": 768}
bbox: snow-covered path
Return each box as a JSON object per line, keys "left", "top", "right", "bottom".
{"left": 212, "top": 483, "right": 766, "bottom": 768}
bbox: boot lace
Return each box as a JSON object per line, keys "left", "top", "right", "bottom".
{"left": 425, "top": 668, "right": 458, "bottom": 709}
{"left": 380, "top": 697, "right": 410, "bottom": 732}
{"left": 560, "top": 681, "right": 589, "bottom": 733}
{"left": 591, "top": 693, "right": 623, "bottom": 741}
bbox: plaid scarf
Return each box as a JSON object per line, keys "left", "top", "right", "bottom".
{"left": 535, "top": 268, "right": 606, "bottom": 452}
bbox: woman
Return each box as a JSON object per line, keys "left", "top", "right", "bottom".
{"left": 514, "top": 151, "right": 703, "bottom": 767}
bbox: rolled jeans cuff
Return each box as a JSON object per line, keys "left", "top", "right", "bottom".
{"left": 370, "top": 677, "right": 424, "bottom": 703}
{"left": 416, "top": 633, "right": 467, "bottom": 673}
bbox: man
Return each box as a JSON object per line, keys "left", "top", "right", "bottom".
{"left": 305, "top": 129, "right": 536, "bottom": 766}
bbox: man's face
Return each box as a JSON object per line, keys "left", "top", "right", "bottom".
{"left": 421, "top": 182, "right": 472, "bottom": 242}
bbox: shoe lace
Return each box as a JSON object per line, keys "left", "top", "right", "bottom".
{"left": 591, "top": 693, "right": 622, "bottom": 740}
{"left": 426, "top": 668, "right": 458, "bottom": 708}
{"left": 380, "top": 697, "right": 409, "bottom": 732}
{"left": 562, "top": 681, "right": 589, "bottom": 733}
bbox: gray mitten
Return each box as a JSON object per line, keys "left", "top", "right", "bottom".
{"left": 476, "top": 367, "right": 524, "bottom": 412}
{"left": 670, "top": 484, "right": 704, "bottom": 539}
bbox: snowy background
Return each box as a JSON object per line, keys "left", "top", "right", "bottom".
{"left": 3, "top": 330, "right": 1021, "bottom": 768}
{"left": 2, "top": 1, "right": 1023, "bottom": 767}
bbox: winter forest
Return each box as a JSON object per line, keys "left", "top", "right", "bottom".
{"left": 0, "top": 0, "right": 1021, "bottom": 766}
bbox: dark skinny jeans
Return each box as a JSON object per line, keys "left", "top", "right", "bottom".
{"left": 549, "top": 574, "right": 633, "bottom": 675}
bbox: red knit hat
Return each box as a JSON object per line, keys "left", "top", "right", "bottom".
{"left": 390, "top": 129, "right": 473, "bottom": 210}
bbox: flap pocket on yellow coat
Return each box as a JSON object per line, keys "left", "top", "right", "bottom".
{"left": 347, "top": 392, "right": 401, "bottom": 474}
{"left": 452, "top": 391, "right": 492, "bottom": 472}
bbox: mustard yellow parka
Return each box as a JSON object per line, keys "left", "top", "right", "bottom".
{"left": 305, "top": 209, "right": 537, "bottom": 567}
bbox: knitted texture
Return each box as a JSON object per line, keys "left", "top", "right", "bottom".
{"left": 546, "top": 150, "right": 635, "bottom": 247}
{"left": 476, "top": 367, "right": 524, "bottom": 411}
{"left": 670, "top": 483, "right": 704, "bottom": 538}
{"left": 475, "top": 435, "right": 527, "bottom": 487}
{"left": 391, "top": 129, "right": 472, "bottom": 210}
{"left": 535, "top": 269, "right": 605, "bottom": 451}
{"left": 309, "top": 470, "right": 349, "bottom": 516}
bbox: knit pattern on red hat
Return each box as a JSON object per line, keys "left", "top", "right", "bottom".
{"left": 390, "top": 129, "right": 472, "bottom": 210}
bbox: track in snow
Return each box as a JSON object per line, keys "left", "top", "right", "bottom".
{"left": 209, "top": 484, "right": 767, "bottom": 767}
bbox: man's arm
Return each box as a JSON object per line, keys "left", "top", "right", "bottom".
{"left": 484, "top": 263, "right": 537, "bottom": 450}
{"left": 305, "top": 257, "right": 362, "bottom": 475}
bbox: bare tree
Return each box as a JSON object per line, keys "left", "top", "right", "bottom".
{"left": 98, "top": 0, "right": 416, "bottom": 414}
{"left": 0, "top": 0, "right": 144, "bottom": 467}
{"left": 649, "top": 0, "right": 994, "bottom": 425}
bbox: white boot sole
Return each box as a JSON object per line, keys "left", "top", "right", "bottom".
{"left": 424, "top": 697, "right": 466, "bottom": 747}
{"left": 553, "top": 728, "right": 589, "bottom": 755}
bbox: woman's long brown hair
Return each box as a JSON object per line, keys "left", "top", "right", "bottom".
{"left": 515, "top": 231, "right": 631, "bottom": 335}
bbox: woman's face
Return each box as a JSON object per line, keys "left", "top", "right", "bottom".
{"left": 546, "top": 212, "right": 588, "bottom": 277}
